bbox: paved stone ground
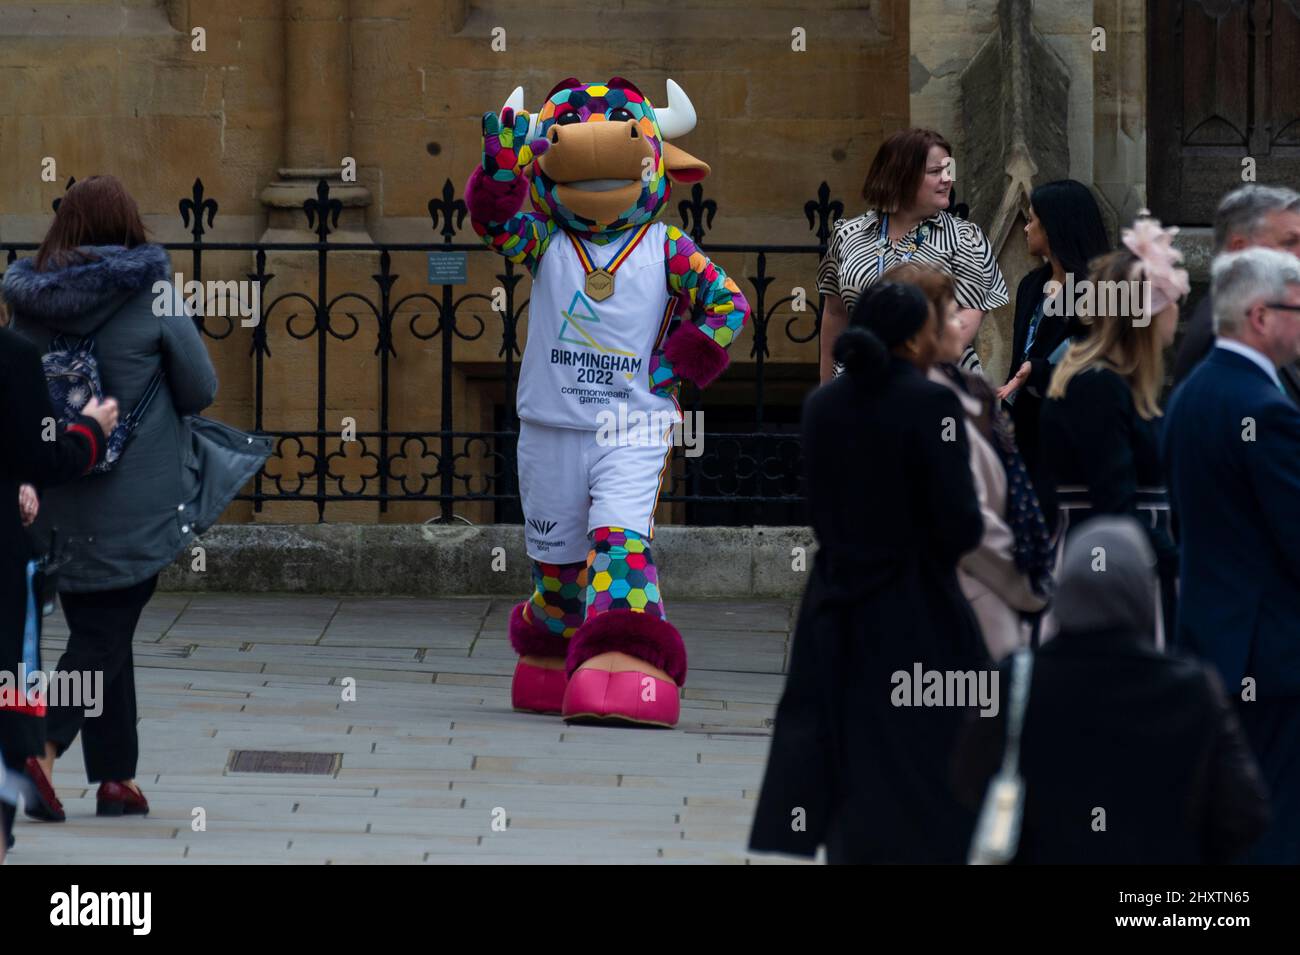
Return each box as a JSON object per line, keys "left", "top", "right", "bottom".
{"left": 8, "top": 595, "right": 808, "bottom": 865}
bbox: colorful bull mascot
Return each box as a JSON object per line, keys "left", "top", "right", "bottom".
{"left": 465, "top": 76, "right": 750, "bottom": 727}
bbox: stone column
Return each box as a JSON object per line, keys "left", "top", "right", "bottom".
{"left": 260, "top": 0, "right": 371, "bottom": 240}
{"left": 1093, "top": 0, "right": 1147, "bottom": 235}
{"left": 258, "top": 0, "right": 377, "bottom": 524}
{"left": 959, "top": 0, "right": 1071, "bottom": 382}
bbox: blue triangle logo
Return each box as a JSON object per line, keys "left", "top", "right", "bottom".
{"left": 558, "top": 290, "right": 602, "bottom": 347}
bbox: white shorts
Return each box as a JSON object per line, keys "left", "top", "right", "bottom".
{"left": 517, "top": 418, "right": 675, "bottom": 564}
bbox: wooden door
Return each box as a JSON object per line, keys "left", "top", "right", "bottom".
{"left": 1149, "top": 0, "right": 1300, "bottom": 224}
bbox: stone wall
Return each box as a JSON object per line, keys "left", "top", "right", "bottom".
{"left": 958, "top": 0, "right": 1072, "bottom": 383}
{"left": 1091, "top": 0, "right": 1148, "bottom": 231}
{"left": 0, "top": 0, "right": 909, "bottom": 524}
{"left": 912, "top": 0, "right": 1102, "bottom": 207}
{"left": 160, "top": 522, "right": 818, "bottom": 597}
{"left": 915, "top": 0, "right": 1170, "bottom": 384}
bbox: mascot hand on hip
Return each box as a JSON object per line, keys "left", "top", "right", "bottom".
{"left": 465, "top": 76, "right": 749, "bottom": 729}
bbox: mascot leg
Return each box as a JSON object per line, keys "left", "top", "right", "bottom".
{"left": 509, "top": 559, "right": 587, "bottom": 714}
{"left": 561, "top": 527, "right": 685, "bottom": 728}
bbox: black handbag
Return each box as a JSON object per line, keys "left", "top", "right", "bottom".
{"left": 183, "top": 414, "right": 272, "bottom": 534}
{"left": 33, "top": 527, "right": 71, "bottom": 617}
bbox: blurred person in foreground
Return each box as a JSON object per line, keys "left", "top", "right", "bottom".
{"left": 750, "top": 281, "right": 987, "bottom": 863}
{"left": 953, "top": 517, "right": 1269, "bottom": 864}
{"left": 0, "top": 314, "right": 118, "bottom": 859}
{"left": 1163, "top": 246, "right": 1300, "bottom": 863}
{"left": 890, "top": 262, "right": 1051, "bottom": 660}
{"left": 1172, "top": 185, "right": 1300, "bottom": 401}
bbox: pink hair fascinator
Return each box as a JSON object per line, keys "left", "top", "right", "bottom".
{"left": 1122, "top": 210, "right": 1190, "bottom": 317}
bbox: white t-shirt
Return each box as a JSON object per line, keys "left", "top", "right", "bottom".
{"left": 518, "top": 221, "right": 682, "bottom": 431}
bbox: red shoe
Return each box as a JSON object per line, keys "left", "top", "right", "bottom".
{"left": 96, "top": 781, "right": 149, "bottom": 817}
{"left": 22, "top": 758, "right": 65, "bottom": 822}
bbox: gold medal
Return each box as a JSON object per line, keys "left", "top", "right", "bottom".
{"left": 585, "top": 268, "right": 615, "bottom": 302}
{"left": 566, "top": 225, "right": 652, "bottom": 304}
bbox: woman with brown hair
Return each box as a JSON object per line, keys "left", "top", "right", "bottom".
{"left": 1, "top": 175, "right": 220, "bottom": 822}
{"left": 885, "top": 262, "right": 1051, "bottom": 660}
{"left": 1038, "top": 214, "right": 1189, "bottom": 639}
{"left": 817, "top": 128, "right": 1009, "bottom": 382}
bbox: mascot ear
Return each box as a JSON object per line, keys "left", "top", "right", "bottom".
{"left": 606, "top": 76, "right": 645, "bottom": 97}
{"left": 545, "top": 77, "right": 584, "bottom": 101}
{"left": 662, "top": 142, "right": 710, "bottom": 184}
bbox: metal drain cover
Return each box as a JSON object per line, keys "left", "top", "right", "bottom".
{"left": 227, "top": 750, "right": 341, "bottom": 775}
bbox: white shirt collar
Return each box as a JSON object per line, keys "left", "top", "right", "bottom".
{"left": 1215, "top": 338, "right": 1283, "bottom": 390}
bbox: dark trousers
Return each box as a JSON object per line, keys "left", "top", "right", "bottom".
{"left": 1, "top": 749, "right": 21, "bottom": 850}
{"left": 1237, "top": 696, "right": 1300, "bottom": 864}
{"left": 45, "top": 575, "right": 157, "bottom": 783}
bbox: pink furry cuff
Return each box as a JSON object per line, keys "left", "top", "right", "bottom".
{"left": 465, "top": 166, "right": 528, "bottom": 224}
{"left": 663, "top": 320, "right": 730, "bottom": 389}
{"left": 509, "top": 603, "right": 571, "bottom": 658}
{"left": 565, "top": 610, "right": 688, "bottom": 686}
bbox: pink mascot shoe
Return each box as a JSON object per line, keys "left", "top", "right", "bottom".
{"left": 508, "top": 603, "right": 569, "bottom": 714}
{"left": 561, "top": 610, "right": 686, "bottom": 728}
{"left": 512, "top": 660, "right": 568, "bottom": 714}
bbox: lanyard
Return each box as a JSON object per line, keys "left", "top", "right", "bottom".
{"left": 1023, "top": 300, "right": 1045, "bottom": 360}
{"left": 876, "top": 212, "right": 927, "bottom": 279}
{"left": 565, "top": 223, "right": 653, "bottom": 302}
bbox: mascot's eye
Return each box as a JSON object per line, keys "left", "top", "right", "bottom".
{"left": 609, "top": 108, "right": 634, "bottom": 122}
{"left": 555, "top": 112, "right": 582, "bottom": 126}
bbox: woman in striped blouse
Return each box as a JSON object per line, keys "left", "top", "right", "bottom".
{"left": 818, "top": 128, "right": 1009, "bottom": 382}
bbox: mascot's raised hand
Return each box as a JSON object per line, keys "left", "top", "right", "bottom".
{"left": 466, "top": 101, "right": 560, "bottom": 275}
{"left": 481, "top": 106, "right": 548, "bottom": 184}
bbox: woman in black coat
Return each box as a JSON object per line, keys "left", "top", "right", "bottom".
{"left": 749, "top": 283, "right": 988, "bottom": 863}
{"left": 1038, "top": 224, "right": 1187, "bottom": 641}
{"left": 0, "top": 324, "right": 116, "bottom": 857}
{"left": 996, "top": 181, "right": 1110, "bottom": 480}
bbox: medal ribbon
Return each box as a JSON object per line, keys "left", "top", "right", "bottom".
{"left": 566, "top": 222, "right": 654, "bottom": 282}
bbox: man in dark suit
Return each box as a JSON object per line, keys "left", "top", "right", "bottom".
{"left": 1172, "top": 184, "right": 1300, "bottom": 403}
{"left": 1163, "top": 246, "right": 1300, "bottom": 863}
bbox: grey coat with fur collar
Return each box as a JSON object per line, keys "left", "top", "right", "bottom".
{"left": 2, "top": 244, "right": 218, "bottom": 592}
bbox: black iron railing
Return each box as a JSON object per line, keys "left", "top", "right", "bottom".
{"left": 2, "top": 176, "right": 872, "bottom": 524}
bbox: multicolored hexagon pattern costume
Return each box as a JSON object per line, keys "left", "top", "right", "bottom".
{"left": 465, "top": 76, "right": 750, "bottom": 727}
